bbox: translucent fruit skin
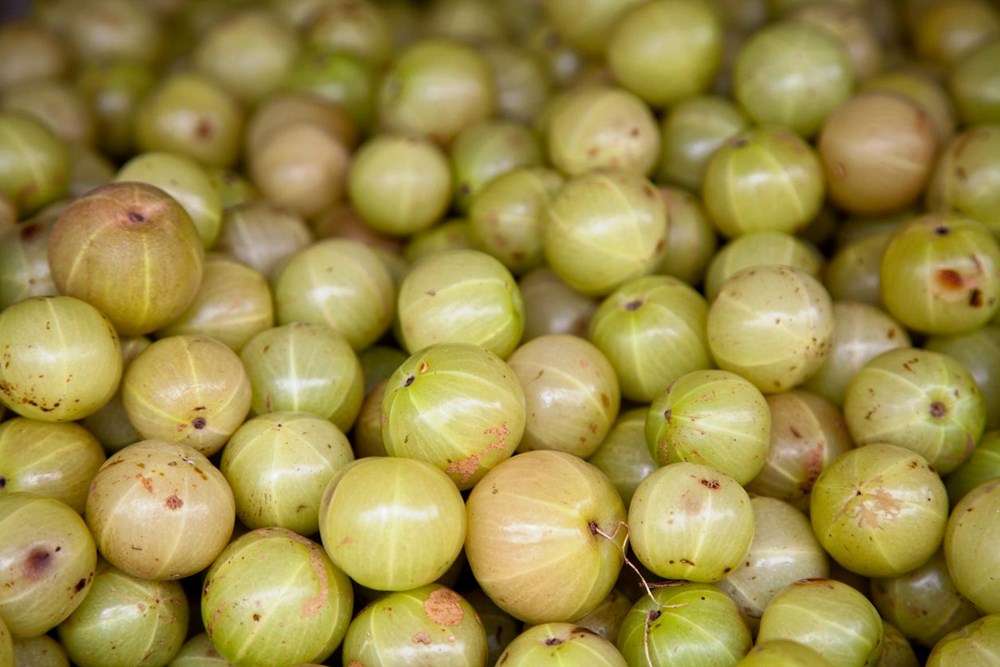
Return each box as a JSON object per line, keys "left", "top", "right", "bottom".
{"left": 498, "top": 622, "right": 625, "bottom": 666}
{"left": 945, "top": 478, "right": 1000, "bottom": 614}
{"left": 926, "top": 614, "right": 1000, "bottom": 666}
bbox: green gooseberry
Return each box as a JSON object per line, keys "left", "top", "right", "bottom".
{"left": 735, "top": 639, "right": 834, "bottom": 667}
{"left": 85, "top": 440, "right": 234, "bottom": 581}
{"left": 862, "top": 67, "right": 958, "bottom": 146}
{"left": 468, "top": 165, "right": 563, "bottom": 275}
{"left": 880, "top": 213, "right": 1000, "bottom": 335}
{"left": 544, "top": 168, "right": 667, "bottom": 297}
{"left": 0, "top": 112, "right": 68, "bottom": 217}
{"left": 358, "top": 344, "right": 408, "bottom": 395}
{"left": 352, "top": 378, "right": 389, "bottom": 458}
{"left": 79, "top": 336, "right": 148, "bottom": 454}
{"left": 802, "top": 301, "right": 912, "bottom": 407}
{"left": 655, "top": 95, "right": 749, "bottom": 192}
{"left": 122, "top": 335, "right": 251, "bottom": 457}
{"left": 811, "top": 443, "right": 950, "bottom": 577}
{"left": 396, "top": 248, "right": 525, "bottom": 358}
{"left": 0, "top": 295, "right": 121, "bottom": 422}
{"left": 0, "top": 493, "right": 96, "bottom": 638}
{"left": 480, "top": 42, "right": 552, "bottom": 125}
{"left": 911, "top": 0, "right": 1000, "bottom": 67}
{"left": 342, "top": 585, "right": 488, "bottom": 666}
{"left": 701, "top": 125, "right": 825, "bottom": 238}
{"left": 203, "top": 165, "right": 257, "bottom": 210}
{"left": 114, "top": 151, "right": 223, "bottom": 249}
{"left": 545, "top": 85, "right": 660, "bottom": 177}
{"left": 927, "top": 325, "right": 1000, "bottom": 430}
{"left": 540, "top": 0, "right": 643, "bottom": 56}
{"left": 733, "top": 21, "right": 855, "bottom": 137}
{"left": 586, "top": 407, "right": 658, "bottom": 507}
{"left": 304, "top": 0, "right": 392, "bottom": 66}
{"left": 645, "top": 369, "right": 770, "bottom": 485}
{"left": 880, "top": 622, "right": 922, "bottom": 667}
{"left": 704, "top": 230, "right": 824, "bottom": 302}
{"left": 245, "top": 87, "right": 361, "bottom": 157}
{"left": 949, "top": 38, "right": 1000, "bottom": 125}
{"left": 465, "top": 450, "right": 626, "bottom": 624}
{"left": 449, "top": 118, "right": 542, "bottom": 214}
{"left": 0, "top": 418, "right": 105, "bottom": 513}
{"left": 64, "top": 0, "right": 164, "bottom": 65}
{"left": 167, "top": 633, "right": 229, "bottom": 666}
{"left": 927, "top": 124, "right": 1000, "bottom": 242}
{"left": 66, "top": 145, "right": 114, "bottom": 199}
{"left": 589, "top": 274, "right": 711, "bottom": 403}
{"left": 843, "top": 347, "right": 985, "bottom": 474}
{"left": 348, "top": 134, "right": 452, "bottom": 237}
{"left": 381, "top": 342, "right": 525, "bottom": 489}
{"left": 75, "top": 59, "right": 155, "bottom": 160}
{"left": 629, "top": 462, "right": 755, "bottom": 582}
{"left": 11, "top": 634, "right": 69, "bottom": 667}
{"left": 0, "top": 20, "right": 68, "bottom": 91}
{"left": 505, "top": 333, "right": 619, "bottom": 457}
{"left": 745, "top": 389, "right": 854, "bottom": 512}
{"left": 945, "top": 429, "right": 1000, "bottom": 504}
{"left": 824, "top": 230, "right": 893, "bottom": 307}
{"left": 871, "top": 548, "right": 983, "bottom": 649}
{"left": 202, "top": 527, "right": 353, "bottom": 666}
{"left": 926, "top": 614, "right": 1000, "bottom": 666}
{"left": 402, "top": 218, "right": 473, "bottom": 263}
{"left": 462, "top": 589, "right": 520, "bottom": 665}
{"left": 214, "top": 199, "right": 313, "bottom": 279}
{"left": 284, "top": 48, "right": 377, "bottom": 131}
{"left": 717, "top": 497, "right": 829, "bottom": 631}
{"left": 133, "top": 71, "right": 244, "bottom": 168}
{"left": 573, "top": 588, "right": 633, "bottom": 645}
{"left": 240, "top": 323, "right": 364, "bottom": 432}
{"left": 56, "top": 559, "right": 188, "bottom": 667}
{"left": 617, "top": 583, "right": 751, "bottom": 666}
{"left": 498, "top": 623, "right": 625, "bottom": 666}
{"left": 944, "top": 478, "right": 1000, "bottom": 614}
{"left": 274, "top": 238, "right": 395, "bottom": 351}
{"left": 707, "top": 265, "right": 835, "bottom": 393}
{"left": 318, "top": 457, "right": 465, "bottom": 591}
{"left": 378, "top": 37, "right": 495, "bottom": 145}
{"left": 47, "top": 181, "right": 205, "bottom": 336}
{"left": 757, "top": 578, "right": 884, "bottom": 667}
{"left": 2, "top": 79, "right": 95, "bottom": 148}
{"left": 220, "top": 412, "right": 354, "bottom": 536}
{"left": 519, "top": 267, "right": 597, "bottom": 341}
{"left": 788, "top": 3, "right": 884, "bottom": 81}
{"left": 655, "top": 186, "right": 719, "bottom": 286}
{"left": 607, "top": 0, "right": 723, "bottom": 108}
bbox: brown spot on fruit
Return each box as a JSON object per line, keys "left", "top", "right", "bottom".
{"left": 624, "top": 299, "right": 642, "bottom": 311}
{"left": 253, "top": 613, "right": 261, "bottom": 622}
{"left": 700, "top": 478, "right": 720, "bottom": 490}
{"left": 164, "top": 494, "right": 184, "bottom": 510}
{"left": 127, "top": 210, "right": 145, "bottom": 224}
{"left": 136, "top": 474, "right": 153, "bottom": 493}
{"left": 192, "top": 417, "right": 206, "bottom": 429}
{"left": 969, "top": 289, "right": 983, "bottom": 307}
{"left": 937, "top": 269, "right": 963, "bottom": 288}
{"left": 424, "top": 588, "right": 464, "bottom": 626}
{"left": 74, "top": 578, "right": 87, "bottom": 592}
{"left": 545, "top": 637, "right": 563, "bottom": 646}
{"left": 930, "top": 401, "right": 947, "bottom": 418}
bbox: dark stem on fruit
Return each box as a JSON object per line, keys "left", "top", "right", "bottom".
{"left": 934, "top": 225, "right": 950, "bottom": 235}
{"left": 929, "top": 401, "right": 947, "bottom": 418}
{"left": 127, "top": 210, "right": 145, "bottom": 224}
{"left": 404, "top": 375, "right": 415, "bottom": 387}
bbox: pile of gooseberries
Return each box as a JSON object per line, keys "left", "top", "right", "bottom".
{"left": 1, "top": 0, "right": 1000, "bottom": 665}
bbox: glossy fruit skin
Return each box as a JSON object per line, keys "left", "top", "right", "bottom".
{"left": 810, "top": 444, "right": 949, "bottom": 577}
{"left": 927, "top": 124, "right": 1000, "bottom": 242}
{"left": 0, "top": 295, "right": 121, "bottom": 422}
{"left": 927, "top": 325, "right": 1000, "bottom": 431}
{"left": 519, "top": 267, "right": 597, "bottom": 341}
{"left": 945, "top": 478, "right": 1000, "bottom": 614}
{"left": 318, "top": 457, "right": 466, "bottom": 592}
{"left": 945, "top": 429, "right": 1000, "bottom": 504}
{"left": 201, "top": 527, "right": 353, "bottom": 667}
{"left": 656, "top": 95, "right": 749, "bottom": 192}
{"left": 56, "top": 559, "right": 189, "bottom": 667}
{"left": 449, "top": 118, "right": 542, "bottom": 214}
{"left": 843, "top": 348, "right": 985, "bottom": 475}
{"left": 85, "top": 440, "right": 234, "bottom": 581}
{"left": 881, "top": 212, "right": 1000, "bottom": 335}
{"left": 0, "top": 217, "right": 57, "bottom": 310}
{"left": 705, "top": 230, "right": 824, "bottom": 302}
{"left": 10, "top": 633, "right": 69, "bottom": 667}
{"left": 629, "top": 462, "right": 755, "bottom": 582}
{"left": 586, "top": 407, "right": 657, "bottom": 507}
{"left": 497, "top": 622, "right": 625, "bottom": 665}
{"left": 949, "top": 39, "right": 1000, "bottom": 126}
{"left": 0, "top": 112, "right": 69, "bottom": 217}
{"left": 735, "top": 639, "right": 835, "bottom": 666}
{"left": 47, "top": 181, "right": 205, "bottom": 336}
{"left": 214, "top": 199, "right": 313, "bottom": 280}
{"left": 341, "top": 585, "right": 488, "bottom": 667}
{"left": 465, "top": 450, "right": 626, "bottom": 624}
{"left": 617, "top": 583, "right": 752, "bottom": 666}
{"left": 0, "top": 493, "right": 96, "bottom": 638}
{"left": 926, "top": 614, "right": 1000, "bottom": 666}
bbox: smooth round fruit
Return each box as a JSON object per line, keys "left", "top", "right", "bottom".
{"left": 449, "top": 118, "right": 542, "bottom": 214}
{"left": 927, "top": 124, "right": 1000, "bottom": 241}
{"left": 543, "top": 169, "right": 667, "bottom": 297}
{"left": 843, "top": 347, "right": 986, "bottom": 474}
{"left": 214, "top": 199, "right": 312, "bottom": 279}
{"left": 240, "top": 323, "right": 364, "bottom": 432}
{"left": 498, "top": 622, "right": 625, "bottom": 666}
{"left": 342, "top": 585, "right": 488, "bottom": 667}
{"left": 617, "top": 583, "right": 752, "bottom": 666}
{"left": 629, "top": 462, "right": 754, "bottom": 582}
{"left": 607, "top": 0, "right": 723, "bottom": 108}
{"left": 0, "top": 295, "right": 121, "bottom": 422}
{"left": 811, "top": 443, "right": 949, "bottom": 577}
{"left": 541, "top": 0, "right": 644, "bottom": 56}
{"left": 465, "top": 450, "right": 626, "bottom": 624}
{"left": 655, "top": 186, "right": 719, "bottom": 285}
{"left": 926, "top": 614, "right": 1000, "bottom": 666}
{"left": 862, "top": 67, "right": 957, "bottom": 146}
{"left": 402, "top": 218, "right": 473, "bottom": 263}
{"left": 79, "top": 335, "right": 148, "bottom": 453}
{"left": 56, "top": 560, "right": 188, "bottom": 667}
{"left": 10, "top": 634, "right": 69, "bottom": 667}
{"left": 519, "top": 268, "right": 597, "bottom": 341}
{"left": 587, "top": 408, "right": 658, "bottom": 507}
{"left": 945, "top": 478, "right": 1000, "bottom": 613}
{"left": 655, "top": 95, "right": 749, "bottom": 192}
{"left": 707, "top": 265, "right": 835, "bottom": 393}
{"left": 0, "top": 418, "right": 105, "bottom": 513}
{"left": 47, "top": 181, "right": 205, "bottom": 336}
{"left": 508, "top": 334, "right": 619, "bottom": 458}
{"left": 589, "top": 275, "right": 711, "bottom": 403}
{"left": 122, "top": 335, "right": 251, "bottom": 457}
{"left": 0, "top": 217, "right": 57, "bottom": 310}
{"left": 701, "top": 125, "right": 825, "bottom": 238}
{"left": 756, "top": 578, "right": 884, "bottom": 667}
{"left": 573, "top": 588, "right": 632, "bottom": 645}
{"left": 735, "top": 639, "right": 834, "bottom": 667}
{"left": 824, "top": 229, "right": 894, "bottom": 307}
{"left": 880, "top": 212, "right": 1000, "bottom": 336}
{"left": 0, "top": 112, "right": 69, "bottom": 217}
{"left": 704, "top": 231, "right": 824, "bottom": 302}
{"left": 201, "top": 527, "right": 353, "bottom": 667}
{"left": 949, "top": 38, "right": 1000, "bottom": 125}
{"left": 927, "top": 325, "right": 1000, "bottom": 431}
{"left": 318, "top": 457, "right": 466, "bottom": 591}
{"left": 381, "top": 342, "right": 525, "bottom": 489}
{"left": 789, "top": 3, "right": 884, "bottom": 80}
{"left": 945, "top": 430, "right": 1000, "bottom": 504}
{"left": 221, "top": 412, "right": 354, "bottom": 535}
{"left": 0, "top": 493, "right": 96, "bottom": 638}
{"left": 85, "top": 440, "right": 234, "bottom": 581}
{"left": 396, "top": 249, "right": 525, "bottom": 358}
{"left": 733, "top": 21, "right": 855, "bottom": 137}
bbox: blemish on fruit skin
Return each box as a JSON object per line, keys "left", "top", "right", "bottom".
{"left": 164, "top": 494, "right": 184, "bottom": 510}
{"left": 23, "top": 547, "right": 52, "bottom": 578}
{"left": 424, "top": 588, "right": 464, "bottom": 626}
